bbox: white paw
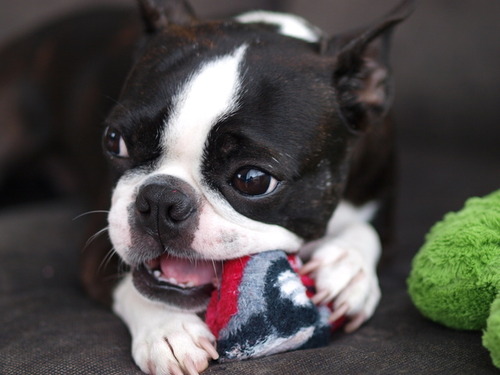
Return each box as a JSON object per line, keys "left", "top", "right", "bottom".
{"left": 132, "top": 314, "right": 219, "bottom": 375}
{"left": 301, "top": 243, "right": 381, "bottom": 332}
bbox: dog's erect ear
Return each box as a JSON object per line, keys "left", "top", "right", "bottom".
{"left": 137, "top": 0, "right": 197, "bottom": 32}
{"left": 325, "top": 0, "right": 415, "bottom": 132}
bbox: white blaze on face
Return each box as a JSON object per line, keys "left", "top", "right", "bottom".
{"left": 158, "top": 45, "right": 247, "bottom": 186}
{"left": 108, "top": 44, "right": 303, "bottom": 265}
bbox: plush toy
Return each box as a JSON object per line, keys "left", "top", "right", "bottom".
{"left": 407, "top": 190, "right": 500, "bottom": 369}
{"left": 205, "top": 250, "right": 344, "bottom": 361}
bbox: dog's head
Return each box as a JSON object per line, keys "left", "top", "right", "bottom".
{"left": 104, "top": 0, "right": 413, "bottom": 311}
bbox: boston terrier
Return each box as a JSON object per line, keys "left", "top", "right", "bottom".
{"left": 0, "top": 0, "right": 414, "bottom": 374}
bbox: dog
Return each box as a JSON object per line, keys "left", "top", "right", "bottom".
{"left": 0, "top": 0, "right": 414, "bottom": 374}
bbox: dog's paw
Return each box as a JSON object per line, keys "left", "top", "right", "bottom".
{"left": 301, "top": 243, "right": 381, "bottom": 332}
{"left": 132, "top": 314, "right": 218, "bottom": 375}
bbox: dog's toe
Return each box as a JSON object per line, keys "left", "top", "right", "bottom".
{"left": 305, "top": 244, "right": 381, "bottom": 331}
{"left": 311, "top": 246, "right": 364, "bottom": 303}
{"left": 332, "top": 269, "right": 381, "bottom": 331}
{"left": 132, "top": 316, "right": 217, "bottom": 375}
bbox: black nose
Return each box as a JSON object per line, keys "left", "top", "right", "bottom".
{"left": 135, "top": 176, "right": 197, "bottom": 236}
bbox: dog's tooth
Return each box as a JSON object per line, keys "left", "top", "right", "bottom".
{"left": 154, "top": 274, "right": 196, "bottom": 288}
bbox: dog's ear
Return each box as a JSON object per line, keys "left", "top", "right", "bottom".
{"left": 137, "top": 0, "right": 197, "bottom": 33}
{"left": 324, "top": 0, "right": 415, "bottom": 132}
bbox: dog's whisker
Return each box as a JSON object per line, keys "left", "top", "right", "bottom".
{"left": 98, "top": 248, "right": 114, "bottom": 272}
{"left": 116, "top": 259, "right": 130, "bottom": 277}
{"left": 84, "top": 227, "right": 109, "bottom": 250}
{"left": 211, "top": 260, "right": 221, "bottom": 286}
{"left": 73, "top": 210, "right": 109, "bottom": 221}
{"left": 98, "top": 247, "right": 119, "bottom": 273}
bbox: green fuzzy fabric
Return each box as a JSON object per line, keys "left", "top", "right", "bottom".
{"left": 407, "top": 190, "right": 500, "bottom": 368}
{"left": 484, "top": 292, "right": 500, "bottom": 368}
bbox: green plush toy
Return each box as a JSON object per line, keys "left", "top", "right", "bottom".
{"left": 407, "top": 190, "right": 500, "bottom": 369}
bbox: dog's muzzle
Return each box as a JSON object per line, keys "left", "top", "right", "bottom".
{"left": 130, "top": 175, "right": 221, "bottom": 310}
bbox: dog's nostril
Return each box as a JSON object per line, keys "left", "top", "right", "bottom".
{"left": 136, "top": 196, "right": 151, "bottom": 214}
{"left": 168, "top": 199, "right": 194, "bottom": 222}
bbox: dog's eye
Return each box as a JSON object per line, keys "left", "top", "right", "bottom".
{"left": 103, "top": 126, "right": 129, "bottom": 158}
{"left": 231, "top": 167, "right": 279, "bottom": 196}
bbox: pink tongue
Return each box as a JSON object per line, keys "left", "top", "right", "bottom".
{"left": 159, "top": 255, "right": 218, "bottom": 286}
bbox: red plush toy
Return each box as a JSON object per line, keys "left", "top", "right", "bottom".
{"left": 205, "top": 250, "right": 344, "bottom": 361}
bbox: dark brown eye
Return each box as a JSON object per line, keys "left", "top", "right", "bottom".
{"left": 103, "top": 126, "right": 129, "bottom": 158}
{"left": 232, "top": 167, "right": 279, "bottom": 196}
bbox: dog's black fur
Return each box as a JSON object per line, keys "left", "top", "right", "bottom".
{"left": 0, "top": 0, "right": 414, "bottom": 308}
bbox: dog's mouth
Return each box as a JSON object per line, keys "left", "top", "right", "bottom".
{"left": 132, "top": 254, "right": 222, "bottom": 311}
{"left": 144, "top": 255, "right": 222, "bottom": 288}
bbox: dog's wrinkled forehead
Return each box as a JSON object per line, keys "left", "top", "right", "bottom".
{"left": 109, "top": 14, "right": 333, "bottom": 173}
{"left": 123, "top": 15, "right": 323, "bottom": 105}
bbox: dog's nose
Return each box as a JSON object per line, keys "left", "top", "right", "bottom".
{"left": 135, "top": 176, "right": 197, "bottom": 234}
